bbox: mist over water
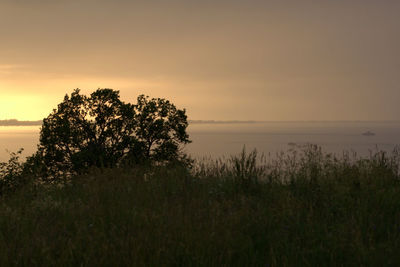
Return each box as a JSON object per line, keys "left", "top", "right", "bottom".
{"left": 1, "top": 122, "right": 400, "bottom": 162}
{"left": 0, "top": 126, "right": 40, "bottom": 161}
{"left": 187, "top": 121, "right": 400, "bottom": 159}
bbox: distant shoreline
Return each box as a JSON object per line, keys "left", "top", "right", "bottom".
{"left": 1, "top": 119, "right": 399, "bottom": 126}
{"left": 189, "top": 120, "right": 400, "bottom": 124}
{"left": 0, "top": 119, "right": 42, "bottom": 126}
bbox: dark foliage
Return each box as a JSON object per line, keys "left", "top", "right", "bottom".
{"left": 0, "top": 149, "right": 31, "bottom": 194}
{"left": 132, "top": 95, "right": 190, "bottom": 162}
{"left": 30, "top": 88, "right": 190, "bottom": 180}
{"left": 1, "top": 147, "right": 400, "bottom": 266}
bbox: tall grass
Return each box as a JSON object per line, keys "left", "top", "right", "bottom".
{"left": 1, "top": 145, "right": 400, "bottom": 266}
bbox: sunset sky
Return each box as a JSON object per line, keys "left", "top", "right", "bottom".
{"left": 0, "top": 0, "right": 399, "bottom": 121}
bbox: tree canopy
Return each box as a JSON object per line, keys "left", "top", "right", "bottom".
{"left": 31, "top": 89, "right": 190, "bottom": 178}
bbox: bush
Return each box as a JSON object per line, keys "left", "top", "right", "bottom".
{"left": 0, "top": 149, "right": 29, "bottom": 194}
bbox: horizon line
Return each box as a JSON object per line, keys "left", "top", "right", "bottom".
{"left": 1, "top": 118, "right": 400, "bottom": 126}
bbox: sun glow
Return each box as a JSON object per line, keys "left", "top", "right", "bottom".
{"left": 0, "top": 93, "right": 51, "bottom": 121}
{"left": 0, "top": 76, "right": 170, "bottom": 121}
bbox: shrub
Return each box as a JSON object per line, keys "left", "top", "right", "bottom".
{"left": 0, "top": 149, "right": 28, "bottom": 194}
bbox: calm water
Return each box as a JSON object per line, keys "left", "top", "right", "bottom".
{"left": 1, "top": 122, "right": 400, "bottom": 162}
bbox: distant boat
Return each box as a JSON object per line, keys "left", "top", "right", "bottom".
{"left": 362, "top": 131, "right": 375, "bottom": 136}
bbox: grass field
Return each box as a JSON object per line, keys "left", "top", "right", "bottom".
{"left": 1, "top": 145, "right": 400, "bottom": 266}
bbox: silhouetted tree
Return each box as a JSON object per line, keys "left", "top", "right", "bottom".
{"left": 31, "top": 88, "right": 190, "bottom": 179}
{"left": 132, "top": 95, "right": 190, "bottom": 162}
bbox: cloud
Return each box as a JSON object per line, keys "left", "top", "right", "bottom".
{"left": 0, "top": 64, "right": 29, "bottom": 75}
{"left": 0, "top": 64, "right": 26, "bottom": 70}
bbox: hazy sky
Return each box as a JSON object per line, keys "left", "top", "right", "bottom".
{"left": 0, "top": 0, "right": 399, "bottom": 121}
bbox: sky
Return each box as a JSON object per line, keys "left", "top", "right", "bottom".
{"left": 0, "top": 0, "right": 399, "bottom": 121}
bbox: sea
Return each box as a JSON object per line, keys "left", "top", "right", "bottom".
{"left": 1, "top": 121, "right": 400, "bottom": 162}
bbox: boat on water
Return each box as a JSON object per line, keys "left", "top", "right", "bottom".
{"left": 362, "top": 131, "right": 375, "bottom": 136}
